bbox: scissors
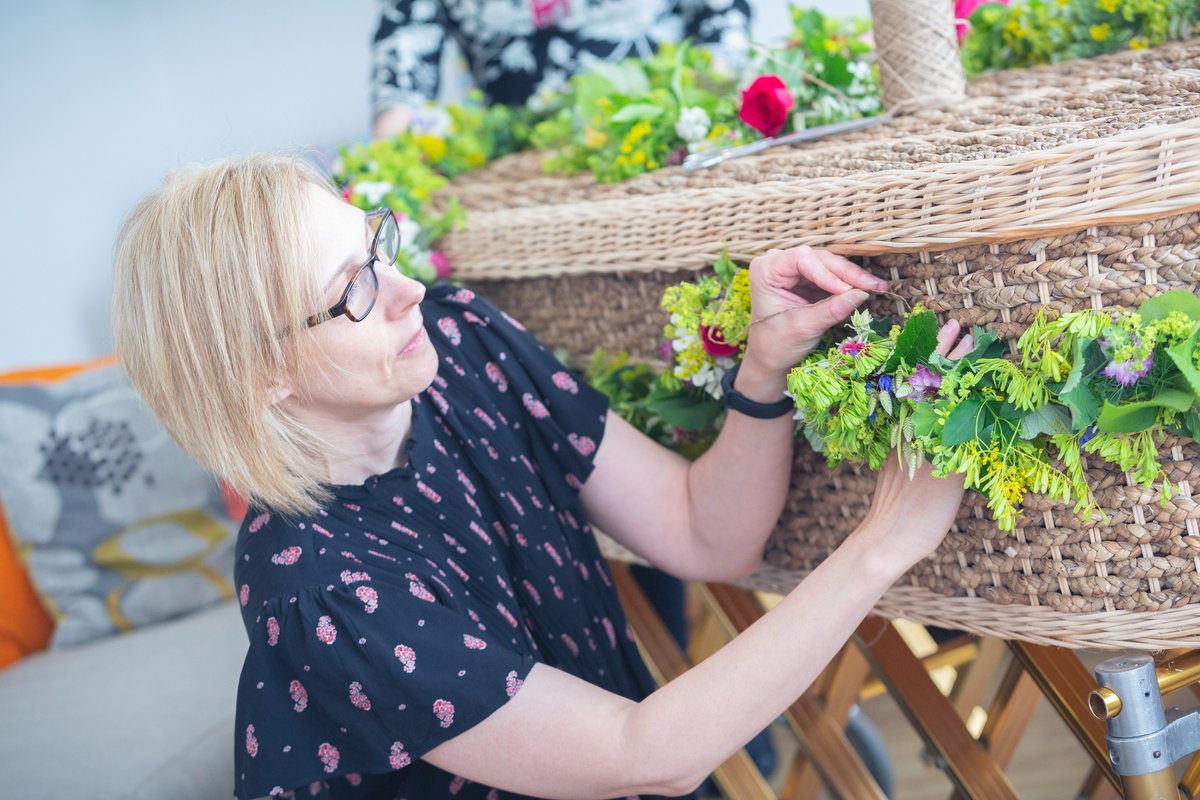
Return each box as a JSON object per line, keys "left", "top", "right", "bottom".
{"left": 682, "top": 113, "right": 895, "bottom": 171}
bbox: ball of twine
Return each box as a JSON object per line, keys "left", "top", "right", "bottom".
{"left": 868, "top": 0, "right": 967, "bottom": 114}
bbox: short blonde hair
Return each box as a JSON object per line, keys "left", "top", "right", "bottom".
{"left": 113, "top": 154, "right": 337, "bottom": 515}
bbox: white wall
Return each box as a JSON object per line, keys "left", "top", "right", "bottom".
{"left": 0, "top": 0, "right": 867, "bottom": 371}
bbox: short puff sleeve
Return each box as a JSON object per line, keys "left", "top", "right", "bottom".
{"left": 427, "top": 285, "right": 610, "bottom": 508}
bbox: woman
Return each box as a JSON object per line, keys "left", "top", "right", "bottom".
{"left": 112, "top": 155, "right": 971, "bottom": 800}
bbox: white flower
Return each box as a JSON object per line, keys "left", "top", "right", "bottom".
{"left": 355, "top": 181, "right": 393, "bottom": 205}
{"left": 675, "top": 106, "right": 711, "bottom": 144}
{"left": 849, "top": 61, "right": 873, "bottom": 82}
{"left": 397, "top": 214, "right": 422, "bottom": 248}
{"left": 410, "top": 105, "right": 452, "bottom": 137}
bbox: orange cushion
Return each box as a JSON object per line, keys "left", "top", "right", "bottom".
{"left": 0, "top": 356, "right": 117, "bottom": 670}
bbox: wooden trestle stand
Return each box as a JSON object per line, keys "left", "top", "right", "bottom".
{"left": 609, "top": 561, "right": 1200, "bottom": 800}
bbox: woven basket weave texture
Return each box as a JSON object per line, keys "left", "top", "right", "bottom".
{"left": 441, "top": 41, "right": 1200, "bottom": 648}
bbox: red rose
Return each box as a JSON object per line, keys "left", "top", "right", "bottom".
{"left": 699, "top": 325, "right": 740, "bottom": 358}
{"left": 739, "top": 75, "right": 795, "bottom": 137}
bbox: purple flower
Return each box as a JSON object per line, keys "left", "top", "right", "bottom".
{"left": 907, "top": 364, "right": 943, "bottom": 401}
{"left": 1101, "top": 352, "right": 1153, "bottom": 387}
{"left": 658, "top": 340, "right": 674, "bottom": 365}
{"left": 839, "top": 339, "right": 868, "bottom": 358}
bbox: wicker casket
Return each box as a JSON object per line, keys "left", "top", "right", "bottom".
{"left": 438, "top": 39, "right": 1200, "bottom": 651}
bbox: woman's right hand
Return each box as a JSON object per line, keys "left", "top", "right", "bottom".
{"left": 855, "top": 319, "right": 974, "bottom": 571}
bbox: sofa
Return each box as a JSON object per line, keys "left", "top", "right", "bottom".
{"left": 0, "top": 358, "right": 249, "bottom": 799}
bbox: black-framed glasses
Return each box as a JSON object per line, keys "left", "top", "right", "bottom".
{"left": 304, "top": 208, "right": 400, "bottom": 329}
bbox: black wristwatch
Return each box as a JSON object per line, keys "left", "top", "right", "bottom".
{"left": 720, "top": 362, "right": 795, "bottom": 419}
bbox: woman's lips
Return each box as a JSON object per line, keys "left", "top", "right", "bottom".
{"left": 398, "top": 326, "right": 426, "bottom": 357}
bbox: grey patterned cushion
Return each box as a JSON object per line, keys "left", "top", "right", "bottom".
{"left": 0, "top": 364, "right": 237, "bottom": 646}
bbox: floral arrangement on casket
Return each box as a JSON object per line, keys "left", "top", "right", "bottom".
{"left": 655, "top": 262, "right": 1200, "bottom": 533}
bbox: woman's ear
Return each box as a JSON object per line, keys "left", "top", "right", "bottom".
{"left": 264, "top": 380, "right": 293, "bottom": 407}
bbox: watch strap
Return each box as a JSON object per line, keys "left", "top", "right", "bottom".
{"left": 720, "top": 362, "right": 794, "bottom": 419}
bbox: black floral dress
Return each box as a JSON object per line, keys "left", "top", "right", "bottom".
{"left": 233, "top": 285, "right": 686, "bottom": 799}
{"left": 371, "top": 0, "right": 752, "bottom": 113}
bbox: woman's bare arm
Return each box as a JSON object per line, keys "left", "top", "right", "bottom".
{"left": 425, "top": 454, "right": 964, "bottom": 797}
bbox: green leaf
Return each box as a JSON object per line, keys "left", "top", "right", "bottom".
{"left": 1096, "top": 389, "right": 1193, "bottom": 434}
{"left": 669, "top": 43, "right": 686, "bottom": 106}
{"left": 882, "top": 310, "right": 940, "bottom": 373}
{"left": 942, "top": 397, "right": 984, "bottom": 446}
{"left": 1060, "top": 336, "right": 1099, "bottom": 395}
{"left": 965, "top": 327, "right": 1004, "bottom": 362}
{"left": 611, "top": 103, "right": 665, "bottom": 123}
{"left": 911, "top": 401, "right": 940, "bottom": 438}
{"left": 1139, "top": 289, "right": 1200, "bottom": 322}
{"left": 803, "top": 425, "right": 827, "bottom": 453}
{"left": 587, "top": 61, "right": 651, "bottom": 96}
{"left": 1059, "top": 381, "right": 1101, "bottom": 430}
{"left": 1167, "top": 408, "right": 1200, "bottom": 441}
{"left": 712, "top": 251, "right": 738, "bottom": 285}
{"left": 644, "top": 384, "right": 723, "bottom": 431}
{"left": 1019, "top": 403, "right": 1073, "bottom": 439}
{"left": 1166, "top": 326, "right": 1200, "bottom": 402}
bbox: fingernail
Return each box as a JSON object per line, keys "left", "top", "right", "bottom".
{"left": 848, "top": 289, "right": 870, "bottom": 304}
{"left": 875, "top": 279, "right": 889, "bottom": 290}
{"left": 961, "top": 335, "right": 973, "bottom": 348}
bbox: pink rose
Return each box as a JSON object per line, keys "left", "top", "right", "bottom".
{"left": 699, "top": 324, "right": 740, "bottom": 358}
{"left": 739, "top": 75, "right": 795, "bottom": 137}
{"left": 955, "top": 0, "right": 1010, "bottom": 43}
{"left": 429, "top": 251, "right": 451, "bottom": 280}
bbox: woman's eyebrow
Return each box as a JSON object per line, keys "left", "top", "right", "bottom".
{"left": 322, "top": 214, "right": 373, "bottom": 291}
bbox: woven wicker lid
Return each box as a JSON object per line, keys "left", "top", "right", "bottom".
{"left": 439, "top": 39, "right": 1200, "bottom": 213}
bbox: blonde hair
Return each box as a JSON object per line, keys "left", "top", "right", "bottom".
{"left": 113, "top": 154, "right": 338, "bottom": 515}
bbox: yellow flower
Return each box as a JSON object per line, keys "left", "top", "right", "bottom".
{"left": 629, "top": 121, "right": 653, "bottom": 142}
{"left": 1089, "top": 23, "right": 1110, "bottom": 41}
{"left": 631, "top": 150, "right": 647, "bottom": 165}
{"left": 822, "top": 38, "right": 839, "bottom": 54}
{"left": 415, "top": 134, "right": 447, "bottom": 162}
{"left": 467, "top": 151, "right": 486, "bottom": 167}
{"left": 584, "top": 128, "right": 608, "bottom": 149}
{"left": 1004, "top": 20, "right": 1026, "bottom": 39}
{"left": 1098, "top": 0, "right": 1120, "bottom": 12}
{"left": 646, "top": 160, "right": 658, "bottom": 170}
{"left": 620, "top": 143, "right": 633, "bottom": 155}
{"left": 1130, "top": 36, "right": 1148, "bottom": 49}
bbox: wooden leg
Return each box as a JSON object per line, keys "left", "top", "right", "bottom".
{"left": 609, "top": 562, "right": 775, "bottom": 800}
{"left": 701, "top": 583, "right": 886, "bottom": 800}
{"left": 855, "top": 616, "right": 1020, "bottom": 800}
{"left": 977, "top": 658, "right": 1041, "bottom": 769}
{"left": 952, "top": 637, "right": 1007, "bottom": 732}
{"left": 1006, "top": 641, "right": 1119, "bottom": 794}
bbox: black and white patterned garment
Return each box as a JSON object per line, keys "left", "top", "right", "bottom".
{"left": 370, "top": 0, "right": 752, "bottom": 113}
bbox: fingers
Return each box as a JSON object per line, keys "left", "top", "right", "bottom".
{"left": 933, "top": 318, "right": 973, "bottom": 361}
{"left": 755, "top": 246, "right": 888, "bottom": 297}
{"left": 948, "top": 333, "right": 974, "bottom": 361}
{"left": 809, "top": 287, "right": 871, "bottom": 328}
{"left": 812, "top": 249, "right": 890, "bottom": 293}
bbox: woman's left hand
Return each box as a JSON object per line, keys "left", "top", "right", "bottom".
{"left": 742, "top": 245, "right": 890, "bottom": 377}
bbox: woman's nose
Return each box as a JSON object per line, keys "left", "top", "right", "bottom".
{"left": 378, "top": 268, "right": 426, "bottom": 320}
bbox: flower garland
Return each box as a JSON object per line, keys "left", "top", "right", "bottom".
{"left": 530, "top": 10, "right": 882, "bottom": 184}
{"left": 659, "top": 263, "right": 1200, "bottom": 533}
{"left": 958, "top": 0, "right": 1198, "bottom": 76}
{"left": 333, "top": 98, "right": 535, "bottom": 282}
